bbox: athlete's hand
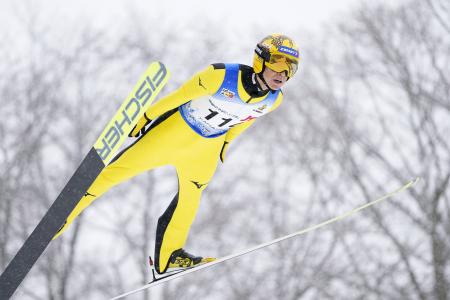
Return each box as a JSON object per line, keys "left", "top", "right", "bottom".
{"left": 220, "top": 142, "right": 229, "bottom": 163}
{"left": 129, "top": 113, "right": 152, "bottom": 138}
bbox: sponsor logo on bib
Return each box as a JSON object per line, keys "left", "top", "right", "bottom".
{"left": 220, "top": 88, "right": 235, "bottom": 99}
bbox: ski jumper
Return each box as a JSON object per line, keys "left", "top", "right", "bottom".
{"left": 53, "top": 63, "right": 283, "bottom": 273}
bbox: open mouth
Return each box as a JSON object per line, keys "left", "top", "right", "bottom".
{"left": 274, "top": 79, "right": 282, "bottom": 84}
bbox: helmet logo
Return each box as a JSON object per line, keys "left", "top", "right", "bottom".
{"left": 278, "top": 46, "right": 299, "bottom": 58}
{"left": 271, "top": 35, "right": 287, "bottom": 47}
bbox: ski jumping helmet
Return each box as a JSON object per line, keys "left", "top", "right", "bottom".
{"left": 253, "top": 34, "right": 300, "bottom": 79}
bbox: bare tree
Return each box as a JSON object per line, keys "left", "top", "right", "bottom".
{"left": 290, "top": 1, "right": 450, "bottom": 299}
{"left": 0, "top": 3, "right": 134, "bottom": 299}
{"left": 173, "top": 1, "right": 450, "bottom": 299}
{"left": 4, "top": 1, "right": 449, "bottom": 299}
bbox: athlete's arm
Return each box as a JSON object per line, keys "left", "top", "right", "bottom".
{"left": 146, "top": 65, "right": 224, "bottom": 119}
{"left": 220, "top": 92, "right": 283, "bottom": 162}
{"left": 219, "top": 120, "right": 254, "bottom": 162}
{"left": 129, "top": 65, "right": 225, "bottom": 137}
{"left": 224, "top": 120, "right": 255, "bottom": 144}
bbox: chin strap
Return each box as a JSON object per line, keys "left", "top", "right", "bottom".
{"left": 257, "top": 71, "right": 276, "bottom": 93}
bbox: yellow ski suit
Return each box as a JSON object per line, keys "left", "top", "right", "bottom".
{"left": 54, "top": 63, "right": 283, "bottom": 273}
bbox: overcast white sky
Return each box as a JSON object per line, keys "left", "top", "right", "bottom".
{"left": 0, "top": 0, "right": 364, "bottom": 76}
{"left": 0, "top": 0, "right": 360, "bottom": 35}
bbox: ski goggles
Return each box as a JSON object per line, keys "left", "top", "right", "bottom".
{"left": 265, "top": 54, "right": 299, "bottom": 78}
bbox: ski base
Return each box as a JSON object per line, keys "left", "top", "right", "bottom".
{"left": 110, "top": 256, "right": 216, "bottom": 300}
{"left": 147, "top": 255, "right": 211, "bottom": 283}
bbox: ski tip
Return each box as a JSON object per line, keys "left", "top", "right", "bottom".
{"left": 410, "top": 177, "right": 421, "bottom": 187}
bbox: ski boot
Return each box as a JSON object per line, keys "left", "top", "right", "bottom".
{"left": 167, "top": 248, "right": 215, "bottom": 272}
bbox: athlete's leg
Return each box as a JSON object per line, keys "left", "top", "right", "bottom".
{"left": 54, "top": 111, "right": 180, "bottom": 239}
{"left": 154, "top": 140, "right": 223, "bottom": 273}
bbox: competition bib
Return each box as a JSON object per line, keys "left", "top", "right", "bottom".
{"left": 179, "top": 64, "right": 279, "bottom": 138}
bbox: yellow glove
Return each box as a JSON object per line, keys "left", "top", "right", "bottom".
{"left": 220, "top": 142, "right": 229, "bottom": 163}
{"left": 129, "top": 113, "right": 152, "bottom": 138}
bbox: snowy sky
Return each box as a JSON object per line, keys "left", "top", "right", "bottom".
{"left": 0, "top": 0, "right": 365, "bottom": 84}
{"left": 0, "top": 0, "right": 360, "bottom": 35}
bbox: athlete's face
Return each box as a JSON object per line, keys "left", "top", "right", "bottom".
{"left": 262, "top": 67, "right": 288, "bottom": 90}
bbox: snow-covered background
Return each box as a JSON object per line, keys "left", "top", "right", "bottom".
{"left": 1, "top": 0, "right": 449, "bottom": 299}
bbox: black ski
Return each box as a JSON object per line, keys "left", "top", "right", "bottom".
{"left": 0, "top": 62, "right": 170, "bottom": 299}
